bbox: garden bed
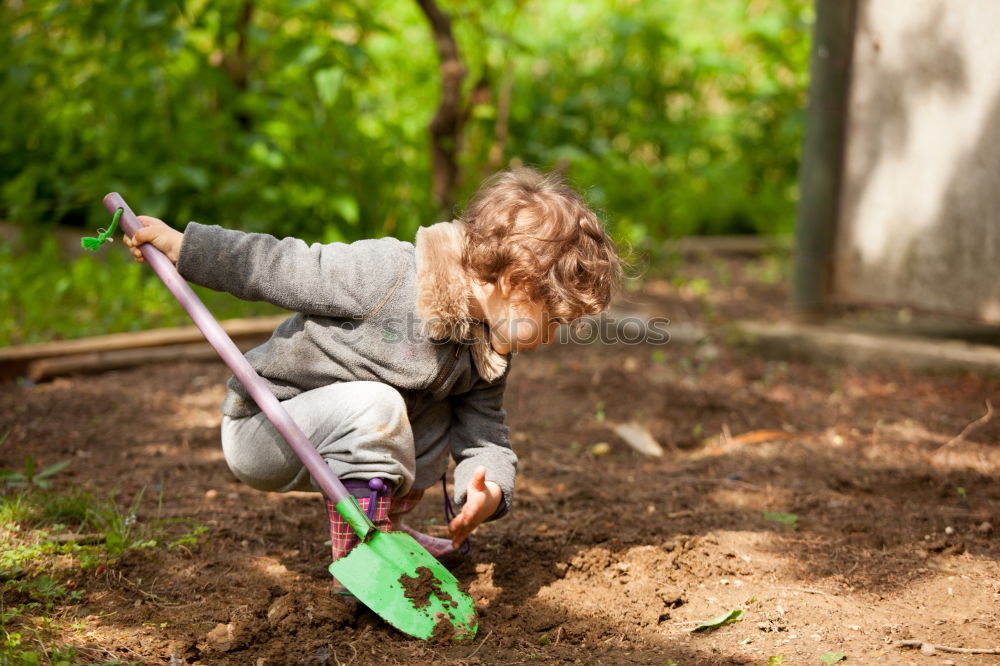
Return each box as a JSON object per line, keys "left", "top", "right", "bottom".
{"left": 2, "top": 255, "right": 998, "bottom": 665}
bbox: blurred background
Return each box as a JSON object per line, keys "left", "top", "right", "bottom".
{"left": 0, "top": 0, "right": 812, "bottom": 345}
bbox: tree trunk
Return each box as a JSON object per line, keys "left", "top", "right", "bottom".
{"left": 415, "top": 0, "right": 467, "bottom": 214}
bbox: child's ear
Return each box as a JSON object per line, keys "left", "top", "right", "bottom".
{"left": 495, "top": 274, "right": 513, "bottom": 300}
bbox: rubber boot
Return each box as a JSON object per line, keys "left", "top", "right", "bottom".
{"left": 326, "top": 478, "right": 392, "bottom": 596}
{"left": 389, "top": 488, "right": 464, "bottom": 560}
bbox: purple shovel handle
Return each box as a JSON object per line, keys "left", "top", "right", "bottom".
{"left": 102, "top": 192, "right": 349, "bottom": 505}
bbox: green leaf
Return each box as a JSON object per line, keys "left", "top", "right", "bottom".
{"left": 820, "top": 652, "right": 846, "bottom": 664}
{"left": 329, "top": 193, "right": 360, "bottom": 225}
{"left": 762, "top": 511, "right": 799, "bottom": 527}
{"left": 314, "top": 67, "right": 345, "bottom": 107}
{"left": 36, "top": 460, "right": 71, "bottom": 480}
{"left": 692, "top": 608, "right": 744, "bottom": 632}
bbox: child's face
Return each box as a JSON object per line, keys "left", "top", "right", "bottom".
{"left": 490, "top": 295, "right": 560, "bottom": 355}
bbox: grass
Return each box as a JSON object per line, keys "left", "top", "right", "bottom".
{"left": 0, "top": 463, "right": 207, "bottom": 665}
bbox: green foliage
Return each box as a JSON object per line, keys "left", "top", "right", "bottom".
{"left": 87, "top": 489, "right": 159, "bottom": 558}
{"left": 0, "top": 485, "right": 205, "bottom": 664}
{"left": 692, "top": 608, "right": 744, "bottom": 632}
{"left": 2, "top": 1, "right": 811, "bottom": 344}
{"left": 2, "top": 0, "right": 809, "bottom": 239}
{"left": 0, "top": 457, "right": 71, "bottom": 490}
{"left": 458, "top": 1, "right": 813, "bottom": 249}
{"left": 762, "top": 510, "right": 799, "bottom": 528}
{"left": 0, "top": 0, "right": 434, "bottom": 242}
{"left": 0, "top": 234, "right": 281, "bottom": 345}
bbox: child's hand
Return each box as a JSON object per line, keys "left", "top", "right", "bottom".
{"left": 448, "top": 466, "right": 502, "bottom": 548}
{"left": 123, "top": 216, "right": 184, "bottom": 265}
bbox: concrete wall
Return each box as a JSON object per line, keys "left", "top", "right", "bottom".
{"left": 834, "top": 0, "right": 1000, "bottom": 323}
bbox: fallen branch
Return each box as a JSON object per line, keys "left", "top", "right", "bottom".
{"left": 934, "top": 400, "right": 994, "bottom": 454}
{"left": 466, "top": 630, "right": 493, "bottom": 660}
{"left": 1, "top": 315, "right": 283, "bottom": 380}
{"left": 48, "top": 532, "right": 104, "bottom": 545}
{"left": 770, "top": 586, "right": 837, "bottom": 597}
{"left": 895, "top": 639, "right": 1000, "bottom": 655}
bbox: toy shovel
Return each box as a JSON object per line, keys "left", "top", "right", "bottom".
{"left": 102, "top": 193, "right": 477, "bottom": 641}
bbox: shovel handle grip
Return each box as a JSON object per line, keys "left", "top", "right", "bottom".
{"left": 102, "top": 193, "right": 351, "bottom": 506}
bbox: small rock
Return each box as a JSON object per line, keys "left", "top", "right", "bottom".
{"left": 267, "top": 595, "right": 294, "bottom": 625}
{"left": 919, "top": 642, "right": 936, "bottom": 656}
{"left": 204, "top": 489, "right": 218, "bottom": 500}
{"left": 206, "top": 623, "right": 234, "bottom": 652}
{"left": 610, "top": 422, "right": 664, "bottom": 457}
{"left": 942, "top": 660, "right": 956, "bottom": 665}
{"left": 944, "top": 526, "right": 955, "bottom": 535}
{"left": 590, "top": 442, "right": 611, "bottom": 457}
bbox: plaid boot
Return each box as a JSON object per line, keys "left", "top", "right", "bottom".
{"left": 326, "top": 478, "right": 392, "bottom": 596}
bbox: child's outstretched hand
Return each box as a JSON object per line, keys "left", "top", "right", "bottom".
{"left": 448, "top": 465, "right": 502, "bottom": 548}
{"left": 123, "top": 216, "right": 184, "bottom": 265}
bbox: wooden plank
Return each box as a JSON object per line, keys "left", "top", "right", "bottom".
{"left": 26, "top": 339, "right": 268, "bottom": 382}
{"left": 0, "top": 315, "right": 286, "bottom": 362}
{"left": 0, "top": 315, "right": 286, "bottom": 380}
{"left": 735, "top": 319, "right": 1000, "bottom": 376}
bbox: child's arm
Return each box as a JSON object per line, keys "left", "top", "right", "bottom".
{"left": 447, "top": 373, "right": 518, "bottom": 545}
{"left": 125, "top": 217, "right": 408, "bottom": 318}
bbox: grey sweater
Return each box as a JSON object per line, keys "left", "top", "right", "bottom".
{"left": 176, "top": 221, "right": 517, "bottom": 519}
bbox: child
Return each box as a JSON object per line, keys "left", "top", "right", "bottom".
{"left": 125, "top": 167, "right": 621, "bottom": 590}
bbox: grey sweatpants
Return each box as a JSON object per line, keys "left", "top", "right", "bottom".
{"left": 221, "top": 381, "right": 417, "bottom": 496}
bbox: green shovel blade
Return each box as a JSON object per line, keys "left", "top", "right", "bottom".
{"left": 329, "top": 530, "right": 478, "bottom": 641}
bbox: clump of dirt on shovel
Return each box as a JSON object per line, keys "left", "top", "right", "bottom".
{"left": 399, "top": 567, "right": 478, "bottom": 642}
{"left": 399, "top": 566, "right": 458, "bottom": 610}
{"left": 430, "top": 612, "right": 456, "bottom": 642}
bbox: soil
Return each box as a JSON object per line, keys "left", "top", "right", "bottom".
{"left": 2, "top": 254, "right": 999, "bottom": 665}
{"left": 400, "top": 567, "right": 442, "bottom": 611}
{"left": 399, "top": 566, "right": 461, "bottom": 616}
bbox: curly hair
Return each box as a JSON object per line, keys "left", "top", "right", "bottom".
{"left": 460, "top": 167, "right": 622, "bottom": 321}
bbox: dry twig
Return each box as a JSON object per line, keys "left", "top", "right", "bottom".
{"left": 770, "top": 586, "right": 837, "bottom": 597}
{"left": 934, "top": 400, "right": 994, "bottom": 454}
{"left": 466, "top": 630, "right": 493, "bottom": 660}
{"left": 895, "top": 639, "right": 1000, "bottom": 655}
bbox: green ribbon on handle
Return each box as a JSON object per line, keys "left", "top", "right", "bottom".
{"left": 81, "top": 207, "right": 122, "bottom": 251}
